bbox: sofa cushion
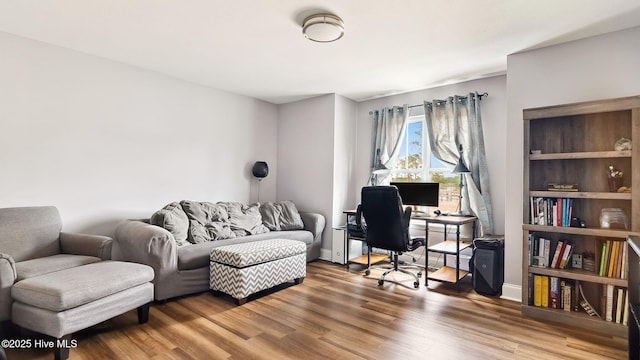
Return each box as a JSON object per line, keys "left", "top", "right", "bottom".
{"left": 259, "top": 201, "right": 304, "bottom": 231}
{"left": 180, "top": 201, "right": 236, "bottom": 243}
{"left": 15, "top": 254, "right": 102, "bottom": 282}
{"left": 177, "top": 230, "right": 313, "bottom": 270}
{"left": 218, "top": 202, "right": 270, "bottom": 237}
{"left": 150, "top": 202, "right": 190, "bottom": 247}
{"left": 11, "top": 260, "right": 154, "bottom": 312}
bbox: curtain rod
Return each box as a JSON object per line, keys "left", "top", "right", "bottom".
{"left": 408, "top": 92, "right": 488, "bottom": 109}
{"left": 369, "top": 92, "right": 489, "bottom": 114}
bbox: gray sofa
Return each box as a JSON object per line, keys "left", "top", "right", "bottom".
{"left": 113, "top": 201, "right": 325, "bottom": 301}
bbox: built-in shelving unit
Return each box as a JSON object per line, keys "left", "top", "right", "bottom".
{"left": 522, "top": 96, "right": 640, "bottom": 338}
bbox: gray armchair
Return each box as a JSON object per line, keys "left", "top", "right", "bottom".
{"left": 0, "top": 206, "right": 112, "bottom": 321}
{"left": 0, "top": 206, "right": 154, "bottom": 360}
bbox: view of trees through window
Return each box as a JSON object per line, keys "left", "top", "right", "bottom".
{"left": 391, "top": 117, "right": 460, "bottom": 213}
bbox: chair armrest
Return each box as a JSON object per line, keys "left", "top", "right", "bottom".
{"left": 113, "top": 220, "right": 178, "bottom": 278}
{"left": 402, "top": 207, "right": 412, "bottom": 230}
{"left": 300, "top": 212, "right": 326, "bottom": 240}
{"left": 0, "top": 253, "right": 16, "bottom": 321}
{"left": 60, "top": 232, "right": 113, "bottom": 260}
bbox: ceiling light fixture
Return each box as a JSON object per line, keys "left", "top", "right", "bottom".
{"left": 302, "top": 13, "right": 344, "bottom": 43}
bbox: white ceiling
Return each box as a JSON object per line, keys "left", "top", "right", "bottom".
{"left": 1, "top": 0, "right": 640, "bottom": 104}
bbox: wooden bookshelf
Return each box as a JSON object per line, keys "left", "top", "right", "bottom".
{"left": 522, "top": 95, "right": 640, "bottom": 337}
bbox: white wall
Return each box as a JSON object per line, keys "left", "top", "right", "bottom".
{"left": 355, "top": 75, "right": 508, "bottom": 235}
{"left": 505, "top": 26, "right": 640, "bottom": 301}
{"left": 276, "top": 94, "right": 335, "bottom": 253}
{"left": 0, "top": 31, "right": 278, "bottom": 235}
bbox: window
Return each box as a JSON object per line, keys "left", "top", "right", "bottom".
{"left": 391, "top": 115, "right": 459, "bottom": 213}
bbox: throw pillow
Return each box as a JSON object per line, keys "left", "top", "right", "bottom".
{"left": 218, "top": 202, "right": 270, "bottom": 236}
{"left": 150, "top": 202, "right": 190, "bottom": 247}
{"left": 278, "top": 200, "right": 304, "bottom": 230}
{"left": 259, "top": 201, "right": 304, "bottom": 231}
{"left": 180, "top": 200, "right": 235, "bottom": 243}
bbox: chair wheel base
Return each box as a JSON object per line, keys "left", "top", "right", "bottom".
{"left": 378, "top": 280, "right": 384, "bottom": 286}
{"left": 365, "top": 269, "right": 370, "bottom": 276}
{"left": 414, "top": 281, "right": 419, "bottom": 288}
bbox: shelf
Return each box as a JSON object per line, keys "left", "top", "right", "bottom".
{"left": 427, "top": 266, "right": 469, "bottom": 283}
{"left": 427, "top": 240, "right": 472, "bottom": 254}
{"left": 522, "top": 224, "right": 638, "bottom": 238}
{"left": 522, "top": 96, "right": 639, "bottom": 339}
{"left": 528, "top": 266, "right": 628, "bottom": 287}
{"left": 529, "top": 191, "right": 631, "bottom": 200}
{"left": 521, "top": 305, "right": 627, "bottom": 338}
{"left": 348, "top": 253, "right": 388, "bottom": 266}
{"left": 529, "top": 150, "right": 631, "bottom": 160}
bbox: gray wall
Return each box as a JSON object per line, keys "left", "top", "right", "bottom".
{"left": 0, "top": 31, "right": 278, "bottom": 235}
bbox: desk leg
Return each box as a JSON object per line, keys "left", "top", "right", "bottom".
{"left": 455, "top": 224, "right": 461, "bottom": 292}
{"left": 424, "top": 222, "right": 429, "bottom": 287}
{"left": 344, "top": 231, "right": 349, "bottom": 268}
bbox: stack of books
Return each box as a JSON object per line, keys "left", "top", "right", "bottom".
{"left": 528, "top": 235, "right": 573, "bottom": 269}
{"left": 599, "top": 240, "right": 628, "bottom": 279}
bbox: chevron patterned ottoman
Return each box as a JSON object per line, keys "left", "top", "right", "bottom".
{"left": 209, "top": 239, "right": 306, "bottom": 305}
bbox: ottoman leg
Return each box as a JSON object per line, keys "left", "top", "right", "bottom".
{"left": 294, "top": 277, "right": 305, "bottom": 284}
{"left": 236, "top": 297, "right": 248, "bottom": 306}
{"left": 137, "top": 303, "right": 150, "bottom": 324}
{"left": 55, "top": 334, "right": 72, "bottom": 360}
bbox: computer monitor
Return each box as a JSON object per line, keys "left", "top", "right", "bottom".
{"left": 390, "top": 182, "right": 439, "bottom": 207}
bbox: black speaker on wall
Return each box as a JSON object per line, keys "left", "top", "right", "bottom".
{"left": 472, "top": 237, "right": 504, "bottom": 296}
{"left": 252, "top": 161, "right": 269, "bottom": 179}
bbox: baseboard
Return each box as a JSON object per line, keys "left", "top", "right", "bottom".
{"left": 500, "top": 283, "right": 522, "bottom": 303}
{"left": 319, "top": 248, "right": 334, "bottom": 263}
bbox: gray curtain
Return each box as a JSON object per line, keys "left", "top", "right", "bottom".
{"left": 370, "top": 105, "right": 409, "bottom": 185}
{"left": 424, "top": 93, "right": 494, "bottom": 235}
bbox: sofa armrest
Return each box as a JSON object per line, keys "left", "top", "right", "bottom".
{"left": 300, "top": 212, "right": 326, "bottom": 241}
{"left": 113, "top": 220, "right": 178, "bottom": 278}
{"left": 0, "top": 253, "right": 16, "bottom": 321}
{"left": 60, "top": 232, "right": 113, "bottom": 260}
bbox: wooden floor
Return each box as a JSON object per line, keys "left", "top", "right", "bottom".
{"left": 4, "top": 261, "right": 628, "bottom": 359}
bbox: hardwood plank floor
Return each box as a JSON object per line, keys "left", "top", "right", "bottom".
{"left": 3, "top": 261, "right": 627, "bottom": 359}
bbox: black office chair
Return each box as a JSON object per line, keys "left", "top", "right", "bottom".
{"left": 356, "top": 186, "right": 425, "bottom": 288}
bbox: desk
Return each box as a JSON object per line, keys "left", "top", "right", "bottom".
{"left": 413, "top": 215, "right": 477, "bottom": 291}
{"left": 340, "top": 210, "right": 387, "bottom": 268}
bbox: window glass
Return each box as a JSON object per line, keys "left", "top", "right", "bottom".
{"left": 391, "top": 115, "right": 459, "bottom": 213}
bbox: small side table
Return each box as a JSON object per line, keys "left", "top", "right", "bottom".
{"left": 413, "top": 215, "right": 477, "bottom": 291}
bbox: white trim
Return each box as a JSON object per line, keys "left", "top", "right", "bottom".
{"left": 500, "top": 283, "right": 522, "bottom": 303}
{"left": 319, "top": 248, "right": 333, "bottom": 262}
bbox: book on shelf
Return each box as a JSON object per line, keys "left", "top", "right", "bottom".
{"left": 547, "top": 183, "right": 579, "bottom": 192}
{"left": 549, "top": 277, "right": 560, "bottom": 309}
{"left": 615, "top": 287, "right": 624, "bottom": 324}
{"left": 528, "top": 235, "right": 572, "bottom": 270}
{"left": 560, "top": 279, "right": 573, "bottom": 312}
{"left": 621, "top": 243, "right": 628, "bottom": 279}
{"left": 608, "top": 241, "right": 618, "bottom": 278}
{"left": 541, "top": 276, "right": 549, "bottom": 307}
{"left": 605, "top": 284, "right": 614, "bottom": 322}
{"left": 558, "top": 243, "right": 573, "bottom": 269}
{"left": 532, "top": 276, "right": 584, "bottom": 315}
{"left": 533, "top": 275, "right": 542, "bottom": 307}
{"left": 599, "top": 240, "right": 627, "bottom": 278}
{"left": 529, "top": 197, "right": 574, "bottom": 227}
{"left": 602, "top": 284, "right": 627, "bottom": 323}
{"left": 550, "top": 241, "right": 563, "bottom": 268}
{"left": 623, "top": 291, "right": 629, "bottom": 326}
